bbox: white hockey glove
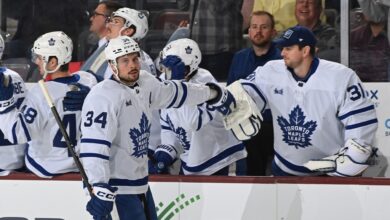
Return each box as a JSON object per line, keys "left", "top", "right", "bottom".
{"left": 149, "top": 144, "right": 177, "bottom": 174}
{"left": 223, "top": 81, "right": 262, "bottom": 141}
{"left": 304, "top": 139, "right": 375, "bottom": 176}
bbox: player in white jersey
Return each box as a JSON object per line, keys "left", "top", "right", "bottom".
{"left": 0, "top": 35, "right": 28, "bottom": 176}
{"left": 80, "top": 36, "right": 224, "bottom": 219}
{"left": 0, "top": 31, "right": 98, "bottom": 178}
{"left": 150, "top": 38, "right": 247, "bottom": 176}
{"left": 211, "top": 26, "right": 378, "bottom": 177}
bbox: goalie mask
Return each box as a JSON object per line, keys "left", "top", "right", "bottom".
{"left": 111, "top": 7, "right": 148, "bottom": 41}
{"left": 31, "top": 31, "right": 73, "bottom": 74}
{"left": 105, "top": 35, "right": 140, "bottom": 81}
{"left": 160, "top": 38, "right": 201, "bottom": 79}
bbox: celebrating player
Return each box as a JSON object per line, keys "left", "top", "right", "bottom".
{"left": 0, "top": 31, "right": 97, "bottom": 178}
{"left": 211, "top": 26, "right": 378, "bottom": 177}
{"left": 0, "top": 35, "right": 28, "bottom": 176}
{"left": 150, "top": 38, "right": 247, "bottom": 175}
{"left": 79, "top": 36, "right": 226, "bottom": 219}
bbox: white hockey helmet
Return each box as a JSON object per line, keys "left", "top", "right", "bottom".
{"left": 111, "top": 7, "right": 148, "bottom": 41}
{"left": 31, "top": 31, "right": 73, "bottom": 66}
{"left": 161, "top": 38, "right": 202, "bottom": 75}
{"left": 105, "top": 35, "right": 140, "bottom": 68}
{"left": 0, "top": 35, "right": 4, "bottom": 60}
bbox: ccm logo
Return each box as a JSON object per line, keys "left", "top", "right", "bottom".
{"left": 97, "top": 191, "right": 116, "bottom": 200}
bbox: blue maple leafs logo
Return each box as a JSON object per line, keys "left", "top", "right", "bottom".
{"left": 166, "top": 116, "right": 190, "bottom": 151}
{"left": 277, "top": 105, "right": 317, "bottom": 149}
{"left": 129, "top": 113, "right": 151, "bottom": 158}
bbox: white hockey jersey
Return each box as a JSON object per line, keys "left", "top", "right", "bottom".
{"left": 0, "top": 71, "right": 98, "bottom": 178}
{"left": 0, "top": 68, "right": 27, "bottom": 176}
{"left": 80, "top": 70, "right": 212, "bottom": 194}
{"left": 242, "top": 59, "right": 378, "bottom": 176}
{"left": 160, "top": 69, "right": 246, "bottom": 175}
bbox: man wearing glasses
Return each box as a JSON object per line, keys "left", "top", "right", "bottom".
{"left": 80, "top": 1, "right": 123, "bottom": 72}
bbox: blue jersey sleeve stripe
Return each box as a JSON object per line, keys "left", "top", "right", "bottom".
{"left": 109, "top": 176, "right": 148, "bottom": 186}
{"left": 19, "top": 114, "right": 31, "bottom": 142}
{"left": 26, "top": 148, "right": 55, "bottom": 177}
{"left": 338, "top": 105, "right": 375, "bottom": 120}
{"left": 161, "top": 125, "right": 171, "bottom": 131}
{"left": 166, "top": 81, "right": 179, "bottom": 108}
{"left": 345, "top": 118, "right": 378, "bottom": 130}
{"left": 196, "top": 107, "right": 203, "bottom": 131}
{"left": 182, "top": 143, "right": 245, "bottom": 172}
{"left": 241, "top": 82, "right": 267, "bottom": 113}
{"left": 274, "top": 151, "right": 314, "bottom": 173}
{"left": 206, "top": 109, "right": 213, "bottom": 121}
{"left": 175, "top": 82, "right": 188, "bottom": 108}
{"left": 80, "top": 138, "right": 111, "bottom": 148}
{"left": 79, "top": 153, "right": 109, "bottom": 160}
{"left": 12, "top": 122, "right": 18, "bottom": 144}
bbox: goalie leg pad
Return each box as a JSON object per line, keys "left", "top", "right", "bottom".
{"left": 223, "top": 81, "right": 263, "bottom": 141}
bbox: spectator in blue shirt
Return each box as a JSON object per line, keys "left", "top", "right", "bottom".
{"left": 227, "top": 10, "right": 282, "bottom": 176}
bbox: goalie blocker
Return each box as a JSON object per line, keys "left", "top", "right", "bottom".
{"left": 304, "top": 139, "right": 375, "bottom": 177}
{"left": 208, "top": 81, "right": 262, "bottom": 141}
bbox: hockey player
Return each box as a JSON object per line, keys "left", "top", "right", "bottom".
{"left": 0, "top": 31, "right": 98, "bottom": 178}
{"left": 211, "top": 26, "right": 378, "bottom": 177}
{"left": 82, "top": 7, "right": 157, "bottom": 78}
{"left": 0, "top": 35, "right": 28, "bottom": 176}
{"left": 80, "top": 36, "right": 226, "bottom": 219}
{"left": 150, "top": 38, "right": 247, "bottom": 175}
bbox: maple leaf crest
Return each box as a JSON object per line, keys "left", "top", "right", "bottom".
{"left": 129, "top": 113, "right": 150, "bottom": 158}
{"left": 166, "top": 116, "right": 190, "bottom": 151}
{"left": 277, "top": 105, "right": 317, "bottom": 149}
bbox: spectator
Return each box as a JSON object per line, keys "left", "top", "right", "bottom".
{"left": 77, "top": 0, "right": 123, "bottom": 61}
{"left": 350, "top": 6, "right": 390, "bottom": 82}
{"left": 150, "top": 38, "right": 247, "bottom": 176}
{"left": 0, "top": 35, "right": 28, "bottom": 176}
{"left": 358, "top": 0, "right": 390, "bottom": 40}
{"left": 293, "top": 0, "right": 339, "bottom": 62}
{"left": 227, "top": 11, "right": 282, "bottom": 176}
{"left": 190, "top": 0, "right": 244, "bottom": 81}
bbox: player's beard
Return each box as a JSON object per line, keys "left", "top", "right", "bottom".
{"left": 119, "top": 69, "right": 140, "bottom": 85}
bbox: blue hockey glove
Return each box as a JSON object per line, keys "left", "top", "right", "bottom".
{"left": 86, "top": 183, "right": 118, "bottom": 219}
{"left": 160, "top": 55, "right": 186, "bottom": 80}
{"left": 206, "top": 82, "right": 236, "bottom": 116}
{"left": 151, "top": 144, "right": 177, "bottom": 174}
{"left": 0, "top": 70, "right": 16, "bottom": 114}
{"left": 63, "top": 83, "right": 90, "bottom": 111}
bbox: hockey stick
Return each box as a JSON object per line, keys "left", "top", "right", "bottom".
{"left": 38, "top": 79, "right": 93, "bottom": 196}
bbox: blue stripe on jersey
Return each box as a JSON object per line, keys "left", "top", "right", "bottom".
{"left": 79, "top": 153, "right": 109, "bottom": 160}
{"left": 14, "top": 114, "right": 31, "bottom": 143}
{"left": 206, "top": 109, "right": 213, "bottom": 121}
{"left": 241, "top": 82, "right": 267, "bottom": 113}
{"left": 80, "top": 138, "right": 111, "bottom": 148}
{"left": 338, "top": 105, "right": 375, "bottom": 120}
{"left": 161, "top": 125, "right": 171, "bottom": 131}
{"left": 166, "top": 81, "right": 179, "bottom": 108}
{"left": 176, "top": 82, "right": 188, "bottom": 108}
{"left": 182, "top": 143, "right": 245, "bottom": 172}
{"left": 109, "top": 176, "right": 148, "bottom": 186}
{"left": 345, "top": 118, "right": 378, "bottom": 130}
{"left": 15, "top": 97, "right": 25, "bottom": 109}
{"left": 196, "top": 107, "right": 203, "bottom": 131}
{"left": 12, "top": 122, "right": 18, "bottom": 144}
{"left": 26, "top": 148, "right": 55, "bottom": 177}
{"left": 274, "top": 151, "right": 314, "bottom": 174}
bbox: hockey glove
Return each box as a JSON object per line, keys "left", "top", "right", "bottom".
{"left": 86, "top": 183, "right": 118, "bottom": 219}
{"left": 206, "top": 82, "right": 236, "bottom": 116}
{"left": 0, "top": 70, "right": 16, "bottom": 114}
{"left": 160, "top": 55, "right": 186, "bottom": 80}
{"left": 63, "top": 83, "right": 90, "bottom": 111}
{"left": 150, "top": 144, "right": 177, "bottom": 174}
